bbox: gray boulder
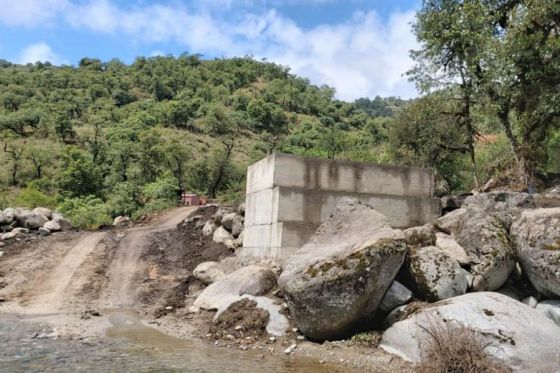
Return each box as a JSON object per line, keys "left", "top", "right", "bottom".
{"left": 454, "top": 208, "right": 515, "bottom": 291}
{"left": 43, "top": 220, "right": 61, "bottom": 232}
{"left": 435, "top": 232, "right": 470, "bottom": 265}
{"left": 212, "top": 208, "right": 230, "bottom": 224}
{"left": 38, "top": 227, "right": 50, "bottom": 236}
{"left": 2, "top": 208, "right": 15, "bottom": 224}
{"left": 32, "top": 207, "right": 51, "bottom": 220}
{"left": 463, "top": 192, "right": 536, "bottom": 228}
{"left": 511, "top": 208, "right": 560, "bottom": 297}
{"left": 212, "top": 226, "right": 233, "bottom": 244}
{"left": 1, "top": 227, "right": 29, "bottom": 240}
{"left": 194, "top": 265, "right": 276, "bottom": 310}
{"left": 231, "top": 215, "right": 244, "bottom": 238}
{"left": 380, "top": 292, "right": 560, "bottom": 372}
{"left": 202, "top": 220, "right": 217, "bottom": 237}
{"left": 18, "top": 211, "right": 48, "bottom": 229}
{"left": 404, "top": 246, "right": 468, "bottom": 301}
{"left": 378, "top": 281, "right": 413, "bottom": 314}
{"left": 193, "top": 261, "right": 225, "bottom": 285}
{"left": 402, "top": 224, "right": 435, "bottom": 247}
{"left": 220, "top": 213, "right": 237, "bottom": 231}
{"left": 236, "top": 202, "right": 246, "bottom": 216}
{"left": 434, "top": 208, "right": 466, "bottom": 235}
{"left": 278, "top": 198, "right": 406, "bottom": 341}
{"left": 536, "top": 300, "right": 560, "bottom": 327}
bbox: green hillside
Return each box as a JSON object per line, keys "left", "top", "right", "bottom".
{"left": 0, "top": 56, "right": 403, "bottom": 227}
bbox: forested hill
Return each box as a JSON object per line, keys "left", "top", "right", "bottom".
{"left": 0, "top": 55, "right": 404, "bottom": 227}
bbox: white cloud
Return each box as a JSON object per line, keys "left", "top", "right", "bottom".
{"left": 18, "top": 42, "right": 65, "bottom": 64}
{"left": 1, "top": 0, "right": 419, "bottom": 99}
{"left": 0, "top": 0, "right": 68, "bottom": 27}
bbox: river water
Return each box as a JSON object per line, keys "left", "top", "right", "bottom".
{"left": 0, "top": 311, "right": 353, "bottom": 373}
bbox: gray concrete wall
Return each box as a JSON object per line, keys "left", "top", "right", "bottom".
{"left": 242, "top": 153, "right": 441, "bottom": 258}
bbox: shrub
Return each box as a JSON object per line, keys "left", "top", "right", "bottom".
{"left": 418, "top": 319, "right": 509, "bottom": 373}
{"left": 57, "top": 196, "right": 112, "bottom": 229}
{"left": 14, "top": 187, "right": 57, "bottom": 209}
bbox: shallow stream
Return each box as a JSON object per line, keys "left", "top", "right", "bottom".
{"left": 0, "top": 310, "right": 352, "bottom": 372}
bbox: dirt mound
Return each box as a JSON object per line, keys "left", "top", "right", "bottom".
{"left": 210, "top": 298, "right": 270, "bottom": 339}
{"left": 139, "top": 206, "right": 234, "bottom": 316}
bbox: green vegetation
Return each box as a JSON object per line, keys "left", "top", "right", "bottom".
{"left": 0, "top": 55, "right": 401, "bottom": 226}
{"left": 2, "top": 1, "right": 559, "bottom": 228}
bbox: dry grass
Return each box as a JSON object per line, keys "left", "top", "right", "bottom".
{"left": 417, "top": 318, "right": 510, "bottom": 373}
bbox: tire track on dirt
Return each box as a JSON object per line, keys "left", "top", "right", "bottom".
{"left": 25, "top": 232, "right": 106, "bottom": 314}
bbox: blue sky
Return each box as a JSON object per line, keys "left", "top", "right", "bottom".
{"left": 0, "top": 0, "right": 421, "bottom": 100}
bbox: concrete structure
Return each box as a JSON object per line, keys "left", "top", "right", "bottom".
{"left": 242, "top": 153, "right": 442, "bottom": 258}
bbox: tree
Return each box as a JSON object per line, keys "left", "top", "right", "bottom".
{"left": 411, "top": 0, "right": 560, "bottom": 187}
{"left": 2, "top": 140, "right": 25, "bottom": 185}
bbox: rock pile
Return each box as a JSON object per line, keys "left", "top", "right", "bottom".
{"left": 194, "top": 204, "right": 245, "bottom": 251}
{"left": 0, "top": 207, "right": 72, "bottom": 242}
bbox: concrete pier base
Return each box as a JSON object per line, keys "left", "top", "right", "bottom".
{"left": 242, "top": 153, "right": 441, "bottom": 258}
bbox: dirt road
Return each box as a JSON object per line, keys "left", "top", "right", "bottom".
{"left": 100, "top": 207, "right": 196, "bottom": 308}
{"left": 0, "top": 206, "right": 196, "bottom": 316}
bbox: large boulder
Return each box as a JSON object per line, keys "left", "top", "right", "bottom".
{"left": 220, "top": 213, "right": 237, "bottom": 231}
{"left": 278, "top": 198, "right": 406, "bottom": 341}
{"left": 434, "top": 208, "right": 466, "bottom": 235}
{"left": 380, "top": 292, "right": 560, "bottom": 372}
{"left": 212, "top": 226, "right": 233, "bottom": 244}
{"left": 2, "top": 208, "right": 15, "bottom": 224}
{"left": 17, "top": 211, "right": 48, "bottom": 229}
{"left": 462, "top": 192, "right": 536, "bottom": 228}
{"left": 435, "top": 232, "right": 470, "bottom": 265}
{"left": 202, "top": 220, "right": 217, "bottom": 237}
{"left": 511, "top": 208, "right": 560, "bottom": 297}
{"left": 402, "top": 224, "right": 436, "bottom": 247}
{"left": 378, "top": 281, "right": 413, "bottom": 314}
{"left": 32, "top": 207, "right": 51, "bottom": 220}
{"left": 193, "top": 261, "right": 225, "bottom": 285}
{"left": 402, "top": 246, "right": 468, "bottom": 301}
{"left": 454, "top": 207, "right": 515, "bottom": 291}
{"left": 194, "top": 265, "right": 276, "bottom": 310}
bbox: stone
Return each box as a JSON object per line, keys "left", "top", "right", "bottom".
{"left": 18, "top": 211, "right": 48, "bottom": 230}
{"left": 536, "top": 300, "right": 560, "bottom": 327}
{"left": 0, "top": 212, "right": 5, "bottom": 225}
{"left": 454, "top": 208, "right": 515, "bottom": 291}
{"left": 213, "top": 226, "right": 233, "bottom": 244}
{"left": 402, "top": 224, "right": 435, "bottom": 247}
{"left": 55, "top": 218, "right": 72, "bottom": 232}
{"left": 1, "top": 227, "right": 29, "bottom": 240}
{"left": 112, "top": 216, "right": 130, "bottom": 227}
{"left": 511, "top": 208, "right": 560, "bottom": 298}
{"left": 380, "top": 292, "right": 560, "bottom": 372}
{"left": 440, "top": 195, "right": 462, "bottom": 213}
{"left": 433, "top": 208, "right": 466, "bottom": 235}
{"left": 237, "top": 203, "right": 246, "bottom": 216}
{"left": 221, "top": 213, "right": 237, "bottom": 232}
{"left": 194, "top": 265, "right": 276, "bottom": 310}
{"left": 403, "top": 246, "right": 468, "bottom": 301}
{"left": 278, "top": 198, "right": 407, "bottom": 341}
{"left": 202, "top": 220, "right": 217, "bottom": 237}
{"left": 2, "top": 208, "right": 15, "bottom": 224}
{"left": 434, "top": 232, "right": 470, "bottom": 265}
{"left": 522, "top": 296, "right": 538, "bottom": 308}
{"left": 193, "top": 261, "right": 225, "bottom": 285}
{"left": 32, "top": 207, "right": 51, "bottom": 220}
{"left": 463, "top": 192, "right": 536, "bottom": 228}
{"left": 212, "top": 208, "right": 230, "bottom": 224}
{"left": 43, "top": 220, "right": 61, "bottom": 232}
{"left": 231, "top": 215, "right": 244, "bottom": 238}
{"left": 215, "top": 295, "right": 290, "bottom": 337}
{"left": 378, "top": 281, "right": 413, "bottom": 314}
{"left": 38, "top": 227, "right": 50, "bottom": 236}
